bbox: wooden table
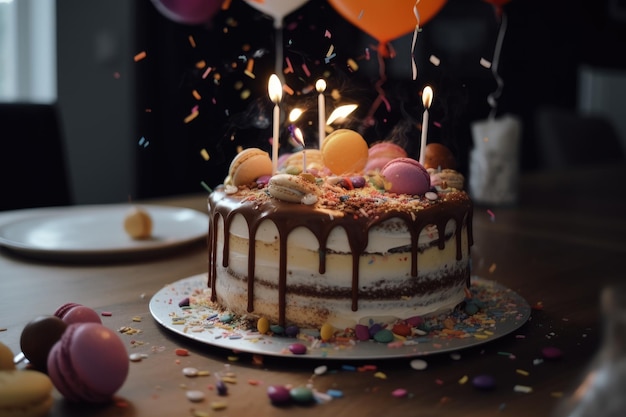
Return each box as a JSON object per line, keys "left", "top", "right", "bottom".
{"left": 1, "top": 164, "right": 624, "bottom": 417}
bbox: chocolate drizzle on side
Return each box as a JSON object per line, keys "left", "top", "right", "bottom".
{"left": 208, "top": 187, "right": 473, "bottom": 327}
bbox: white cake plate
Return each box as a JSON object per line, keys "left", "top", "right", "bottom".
{"left": 149, "top": 274, "right": 530, "bottom": 360}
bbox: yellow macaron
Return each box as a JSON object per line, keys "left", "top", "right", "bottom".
{"left": 227, "top": 148, "right": 273, "bottom": 186}
{"left": 0, "top": 370, "right": 54, "bottom": 417}
{"left": 321, "top": 129, "right": 369, "bottom": 175}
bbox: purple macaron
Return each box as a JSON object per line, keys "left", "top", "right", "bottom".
{"left": 47, "top": 322, "right": 129, "bottom": 403}
{"left": 381, "top": 157, "right": 430, "bottom": 195}
{"left": 54, "top": 303, "right": 102, "bottom": 325}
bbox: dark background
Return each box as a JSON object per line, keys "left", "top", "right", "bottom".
{"left": 131, "top": 0, "right": 626, "bottom": 199}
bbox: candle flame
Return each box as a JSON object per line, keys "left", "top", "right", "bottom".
{"left": 315, "top": 79, "right": 327, "bottom": 93}
{"left": 289, "top": 108, "right": 304, "bottom": 122}
{"left": 326, "top": 104, "right": 358, "bottom": 125}
{"left": 293, "top": 127, "right": 304, "bottom": 148}
{"left": 268, "top": 74, "right": 282, "bottom": 103}
{"left": 422, "top": 86, "right": 433, "bottom": 109}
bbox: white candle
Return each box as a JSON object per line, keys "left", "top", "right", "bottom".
{"left": 268, "top": 74, "right": 283, "bottom": 174}
{"left": 294, "top": 127, "right": 306, "bottom": 172}
{"left": 419, "top": 86, "right": 433, "bottom": 166}
{"left": 316, "top": 79, "right": 326, "bottom": 149}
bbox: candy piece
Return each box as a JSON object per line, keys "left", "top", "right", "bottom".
{"left": 20, "top": 315, "right": 68, "bottom": 372}
{"left": 423, "top": 143, "right": 456, "bottom": 170}
{"left": 373, "top": 329, "right": 394, "bottom": 343}
{"left": 289, "top": 386, "right": 314, "bottom": 403}
{"left": 355, "top": 324, "right": 370, "bottom": 341}
{"left": 472, "top": 374, "right": 496, "bottom": 390}
{"left": 285, "top": 326, "right": 299, "bottom": 337}
{"left": 321, "top": 129, "right": 369, "bottom": 175}
{"left": 314, "top": 365, "right": 328, "bottom": 375}
{"left": 267, "top": 385, "right": 291, "bottom": 404}
{"left": 391, "top": 388, "right": 408, "bottom": 398}
{"left": 186, "top": 390, "right": 206, "bottom": 402}
{"left": 410, "top": 359, "right": 428, "bottom": 371}
{"left": 381, "top": 158, "right": 430, "bottom": 195}
{"left": 123, "top": 206, "right": 153, "bottom": 239}
{"left": 392, "top": 323, "right": 411, "bottom": 337}
{"left": 227, "top": 148, "right": 273, "bottom": 186}
{"left": 288, "top": 343, "right": 307, "bottom": 355}
{"left": 541, "top": 346, "right": 563, "bottom": 360}
{"left": 257, "top": 317, "right": 270, "bottom": 334}
{"left": 182, "top": 367, "right": 199, "bottom": 377}
{"left": 0, "top": 342, "right": 15, "bottom": 371}
{"left": 320, "top": 323, "right": 334, "bottom": 342}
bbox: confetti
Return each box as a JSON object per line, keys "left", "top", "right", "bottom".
{"left": 188, "top": 35, "right": 196, "bottom": 48}
{"left": 192, "top": 90, "right": 201, "bottom": 100}
{"left": 429, "top": 55, "right": 441, "bottom": 66}
{"left": 200, "top": 149, "right": 210, "bottom": 161}
{"left": 480, "top": 57, "right": 492, "bottom": 68}
{"left": 133, "top": 51, "right": 147, "bottom": 62}
{"left": 513, "top": 385, "right": 533, "bottom": 394}
{"left": 184, "top": 109, "right": 199, "bottom": 123}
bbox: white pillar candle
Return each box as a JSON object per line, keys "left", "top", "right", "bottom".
{"left": 419, "top": 86, "right": 433, "bottom": 166}
{"left": 268, "top": 74, "right": 283, "bottom": 173}
{"left": 316, "top": 79, "right": 326, "bottom": 149}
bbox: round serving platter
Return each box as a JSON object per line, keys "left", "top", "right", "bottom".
{"left": 149, "top": 274, "right": 530, "bottom": 360}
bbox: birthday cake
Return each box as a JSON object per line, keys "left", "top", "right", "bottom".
{"left": 202, "top": 129, "right": 473, "bottom": 329}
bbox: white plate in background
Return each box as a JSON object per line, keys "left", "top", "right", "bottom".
{"left": 0, "top": 204, "right": 208, "bottom": 261}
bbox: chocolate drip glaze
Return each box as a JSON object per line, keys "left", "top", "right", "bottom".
{"left": 208, "top": 187, "right": 473, "bottom": 327}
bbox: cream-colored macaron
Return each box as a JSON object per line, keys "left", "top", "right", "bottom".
{"left": 0, "top": 370, "right": 54, "bottom": 417}
{"left": 268, "top": 174, "right": 320, "bottom": 204}
{"left": 227, "top": 148, "right": 273, "bottom": 186}
{"left": 123, "top": 206, "right": 153, "bottom": 239}
{"left": 281, "top": 149, "right": 324, "bottom": 172}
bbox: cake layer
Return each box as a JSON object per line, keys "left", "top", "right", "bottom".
{"left": 207, "top": 183, "right": 473, "bottom": 328}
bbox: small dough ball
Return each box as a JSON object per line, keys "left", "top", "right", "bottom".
{"left": 124, "top": 206, "right": 152, "bottom": 239}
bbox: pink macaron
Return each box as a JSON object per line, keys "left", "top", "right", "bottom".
{"left": 47, "top": 322, "right": 129, "bottom": 403}
{"left": 54, "top": 303, "right": 102, "bottom": 325}
{"left": 364, "top": 142, "right": 407, "bottom": 172}
{"left": 381, "top": 157, "right": 431, "bottom": 195}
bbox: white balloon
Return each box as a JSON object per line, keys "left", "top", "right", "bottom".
{"left": 244, "top": 0, "right": 309, "bottom": 28}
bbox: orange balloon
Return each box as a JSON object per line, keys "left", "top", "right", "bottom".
{"left": 328, "top": 0, "right": 447, "bottom": 45}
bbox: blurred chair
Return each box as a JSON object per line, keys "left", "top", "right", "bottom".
{"left": 534, "top": 106, "right": 625, "bottom": 170}
{"left": 0, "top": 102, "right": 73, "bottom": 210}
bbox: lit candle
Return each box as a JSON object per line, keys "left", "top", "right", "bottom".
{"left": 419, "top": 86, "right": 433, "bottom": 166}
{"left": 316, "top": 79, "right": 326, "bottom": 149}
{"left": 268, "top": 74, "right": 283, "bottom": 174}
{"left": 293, "top": 128, "right": 306, "bottom": 172}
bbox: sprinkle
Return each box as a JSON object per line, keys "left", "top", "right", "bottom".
{"left": 487, "top": 209, "right": 496, "bottom": 221}
{"left": 347, "top": 58, "right": 358, "bottom": 71}
{"left": 489, "top": 263, "right": 497, "bottom": 273}
{"left": 324, "top": 29, "right": 332, "bottom": 38}
{"left": 188, "top": 35, "right": 196, "bottom": 48}
{"left": 326, "top": 44, "right": 335, "bottom": 58}
{"left": 200, "top": 148, "right": 210, "bottom": 161}
{"left": 202, "top": 66, "right": 213, "bottom": 79}
{"left": 101, "top": 311, "right": 112, "bottom": 317}
{"left": 192, "top": 89, "right": 201, "bottom": 100}
{"left": 195, "top": 60, "right": 206, "bottom": 69}
{"left": 184, "top": 109, "right": 199, "bottom": 123}
{"left": 132, "top": 316, "right": 142, "bottom": 322}
{"left": 284, "top": 57, "right": 294, "bottom": 74}
{"left": 410, "top": 359, "right": 428, "bottom": 371}
{"left": 200, "top": 181, "right": 213, "bottom": 193}
{"left": 314, "top": 365, "right": 328, "bottom": 375}
{"left": 301, "top": 63, "right": 311, "bottom": 77}
{"left": 429, "top": 55, "right": 441, "bottom": 66}
{"left": 513, "top": 385, "right": 533, "bottom": 394}
{"left": 244, "top": 58, "right": 255, "bottom": 79}
{"left": 480, "top": 57, "right": 492, "bottom": 68}
{"left": 129, "top": 353, "right": 145, "bottom": 362}
{"left": 327, "top": 389, "right": 343, "bottom": 398}
{"left": 458, "top": 375, "right": 469, "bottom": 384}
{"left": 516, "top": 369, "right": 530, "bottom": 376}
{"left": 133, "top": 51, "right": 147, "bottom": 62}
{"left": 374, "top": 372, "right": 387, "bottom": 380}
